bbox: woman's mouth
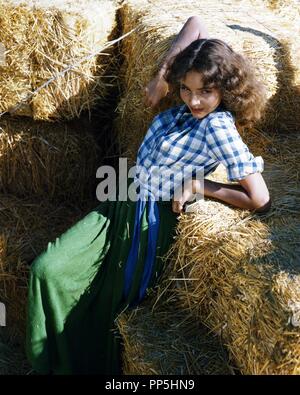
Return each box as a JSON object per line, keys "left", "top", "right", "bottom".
{"left": 191, "top": 108, "right": 204, "bottom": 114}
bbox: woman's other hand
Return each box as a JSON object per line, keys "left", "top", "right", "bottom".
{"left": 144, "top": 74, "right": 169, "bottom": 108}
{"left": 144, "top": 16, "right": 209, "bottom": 108}
{"left": 172, "top": 179, "right": 197, "bottom": 214}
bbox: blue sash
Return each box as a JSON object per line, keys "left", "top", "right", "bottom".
{"left": 123, "top": 197, "right": 160, "bottom": 306}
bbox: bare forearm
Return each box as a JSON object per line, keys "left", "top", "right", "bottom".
{"left": 204, "top": 179, "right": 255, "bottom": 209}
{"left": 158, "top": 16, "right": 209, "bottom": 78}
{"left": 145, "top": 16, "right": 208, "bottom": 107}
{"left": 194, "top": 179, "right": 271, "bottom": 212}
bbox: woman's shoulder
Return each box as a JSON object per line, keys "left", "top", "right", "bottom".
{"left": 204, "top": 108, "right": 238, "bottom": 139}
{"left": 206, "top": 108, "right": 235, "bottom": 125}
{"left": 153, "top": 104, "right": 187, "bottom": 123}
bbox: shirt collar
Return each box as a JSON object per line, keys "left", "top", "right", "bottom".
{"left": 182, "top": 103, "right": 224, "bottom": 119}
{"left": 165, "top": 104, "right": 225, "bottom": 135}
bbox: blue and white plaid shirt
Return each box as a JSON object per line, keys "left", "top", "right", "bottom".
{"left": 126, "top": 104, "right": 264, "bottom": 304}
{"left": 134, "top": 104, "right": 263, "bottom": 200}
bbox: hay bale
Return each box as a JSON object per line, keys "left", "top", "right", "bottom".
{"left": 115, "top": 0, "right": 300, "bottom": 162}
{"left": 0, "top": 0, "right": 117, "bottom": 120}
{"left": 0, "top": 194, "right": 86, "bottom": 342}
{"left": 0, "top": 332, "right": 31, "bottom": 374}
{"left": 0, "top": 116, "right": 100, "bottom": 206}
{"left": 117, "top": 302, "right": 234, "bottom": 375}
{"left": 155, "top": 146, "right": 300, "bottom": 374}
{"left": 253, "top": 0, "right": 300, "bottom": 19}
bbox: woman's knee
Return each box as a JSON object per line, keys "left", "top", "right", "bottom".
{"left": 30, "top": 246, "right": 61, "bottom": 281}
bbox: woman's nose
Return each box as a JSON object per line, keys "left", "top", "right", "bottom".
{"left": 189, "top": 94, "right": 201, "bottom": 106}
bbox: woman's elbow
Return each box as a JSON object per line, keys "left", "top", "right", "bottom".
{"left": 186, "top": 16, "right": 209, "bottom": 37}
{"left": 251, "top": 194, "right": 272, "bottom": 213}
{"left": 187, "top": 16, "right": 203, "bottom": 24}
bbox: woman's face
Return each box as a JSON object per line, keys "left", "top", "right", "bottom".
{"left": 179, "top": 70, "right": 222, "bottom": 119}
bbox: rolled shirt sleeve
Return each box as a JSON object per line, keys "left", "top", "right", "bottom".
{"left": 205, "top": 112, "right": 264, "bottom": 181}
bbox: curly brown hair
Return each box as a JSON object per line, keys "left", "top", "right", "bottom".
{"left": 166, "top": 39, "right": 266, "bottom": 127}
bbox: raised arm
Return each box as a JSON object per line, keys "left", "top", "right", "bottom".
{"left": 144, "top": 16, "right": 209, "bottom": 108}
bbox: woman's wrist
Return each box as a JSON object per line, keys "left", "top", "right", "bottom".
{"left": 157, "top": 45, "right": 181, "bottom": 80}
{"left": 157, "top": 65, "right": 168, "bottom": 80}
{"left": 192, "top": 178, "right": 219, "bottom": 198}
{"left": 192, "top": 179, "right": 205, "bottom": 195}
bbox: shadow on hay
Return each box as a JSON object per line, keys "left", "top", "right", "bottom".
{"left": 38, "top": 14, "right": 123, "bottom": 172}
{"left": 255, "top": 215, "right": 300, "bottom": 274}
{"left": 228, "top": 24, "right": 300, "bottom": 133}
{"left": 0, "top": 113, "right": 102, "bottom": 210}
{"left": 0, "top": 22, "right": 121, "bottom": 209}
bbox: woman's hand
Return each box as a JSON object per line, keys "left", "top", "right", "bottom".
{"left": 144, "top": 16, "right": 209, "bottom": 108}
{"left": 144, "top": 74, "right": 169, "bottom": 108}
{"left": 172, "top": 179, "right": 197, "bottom": 214}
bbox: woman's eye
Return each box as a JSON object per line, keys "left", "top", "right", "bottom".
{"left": 180, "top": 86, "right": 189, "bottom": 91}
{"left": 202, "top": 90, "right": 211, "bottom": 94}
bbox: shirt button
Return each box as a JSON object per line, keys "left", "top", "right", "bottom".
{"left": 162, "top": 141, "right": 169, "bottom": 151}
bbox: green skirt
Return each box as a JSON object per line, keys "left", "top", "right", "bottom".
{"left": 26, "top": 193, "right": 178, "bottom": 374}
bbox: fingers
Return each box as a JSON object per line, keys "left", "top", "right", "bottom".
{"left": 144, "top": 87, "right": 150, "bottom": 106}
{"left": 144, "top": 77, "right": 169, "bottom": 108}
{"left": 172, "top": 200, "right": 184, "bottom": 214}
{"left": 145, "top": 96, "right": 157, "bottom": 108}
{"left": 144, "top": 86, "right": 156, "bottom": 108}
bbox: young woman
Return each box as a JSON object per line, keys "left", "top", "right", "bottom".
{"left": 26, "top": 17, "right": 270, "bottom": 375}
{"left": 145, "top": 16, "right": 270, "bottom": 214}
